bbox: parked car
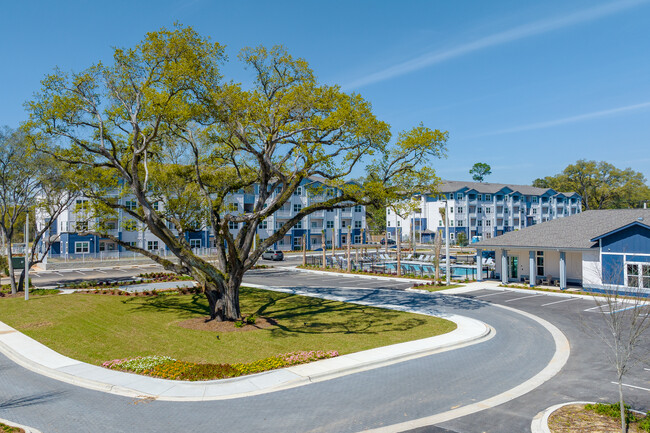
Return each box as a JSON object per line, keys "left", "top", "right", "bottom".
{"left": 262, "top": 250, "right": 284, "bottom": 261}
{"left": 380, "top": 238, "right": 396, "bottom": 245}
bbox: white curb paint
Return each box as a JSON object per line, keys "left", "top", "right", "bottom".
{"left": 359, "top": 299, "right": 571, "bottom": 433}
{"left": 0, "top": 285, "right": 492, "bottom": 401}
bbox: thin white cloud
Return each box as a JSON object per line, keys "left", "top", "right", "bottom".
{"left": 477, "top": 101, "right": 650, "bottom": 137}
{"left": 343, "top": 0, "right": 648, "bottom": 90}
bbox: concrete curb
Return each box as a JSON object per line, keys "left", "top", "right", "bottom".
{"left": 0, "top": 417, "right": 43, "bottom": 433}
{"left": 359, "top": 296, "right": 571, "bottom": 433}
{"left": 531, "top": 401, "right": 593, "bottom": 433}
{"left": 0, "top": 285, "right": 492, "bottom": 401}
{"left": 282, "top": 265, "right": 437, "bottom": 284}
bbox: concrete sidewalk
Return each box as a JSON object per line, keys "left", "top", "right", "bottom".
{"left": 0, "top": 285, "right": 492, "bottom": 402}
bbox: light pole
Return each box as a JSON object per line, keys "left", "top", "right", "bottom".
{"left": 24, "top": 210, "right": 29, "bottom": 301}
{"left": 444, "top": 200, "right": 450, "bottom": 286}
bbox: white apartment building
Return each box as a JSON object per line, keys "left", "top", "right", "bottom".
{"left": 38, "top": 178, "right": 367, "bottom": 257}
{"left": 386, "top": 180, "right": 582, "bottom": 243}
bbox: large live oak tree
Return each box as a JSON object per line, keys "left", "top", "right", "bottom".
{"left": 26, "top": 26, "right": 448, "bottom": 321}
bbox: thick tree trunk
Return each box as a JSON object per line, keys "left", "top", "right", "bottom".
{"left": 203, "top": 273, "right": 242, "bottom": 322}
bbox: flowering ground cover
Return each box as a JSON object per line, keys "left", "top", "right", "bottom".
{"left": 0, "top": 286, "right": 456, "bottom": 366}
{"left": 102, "top": 351, "right": 340, "bottom": 380}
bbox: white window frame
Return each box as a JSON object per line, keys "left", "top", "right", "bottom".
{"left": 147, "top": 240, "right": 159, "bottom": 251}
{"left": 75, "top": 241, "right": 90, "bottom": 254}
{"left": 189, "top": 239, "right": 201, "bottom": 249}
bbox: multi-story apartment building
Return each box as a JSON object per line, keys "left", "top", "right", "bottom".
{"left": 386, "top": 180, "right": 582, "bottom": 243}
{"left": 38, "top": 178, "right": 366, "bottom": 257}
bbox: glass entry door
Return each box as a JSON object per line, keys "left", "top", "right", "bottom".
{"left": 509, "top": 256, "right": 518, "bottom": 280}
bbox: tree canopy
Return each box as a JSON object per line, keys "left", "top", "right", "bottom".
{"left": 532, "top": 160, "right": 649, "bottom": 210}
{"left": 469, "top": 162, "right": 491, "bottom": 182}
{"left": 26, "top": 25, "right": 449, "bottom": 320}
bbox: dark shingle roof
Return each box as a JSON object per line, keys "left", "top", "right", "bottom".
{"left": 435, "top": 180, "right": 578, "bottom": 197}
{"left": 474, "top": 209, "right": 650, "bottom": 250}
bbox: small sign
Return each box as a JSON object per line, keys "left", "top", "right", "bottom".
{"left": 11, "top": 257, "right": 25, "bottom": 268}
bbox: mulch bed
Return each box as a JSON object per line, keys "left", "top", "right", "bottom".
{"left": 177, "top": 316, "right": 278, "bottom": 333}
{"left": 548, "top": 404, "right": 647, "bottom": 433}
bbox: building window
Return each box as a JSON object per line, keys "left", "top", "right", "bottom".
{"left": 295, "top": 220, "right": 302, "bottom": 229}
{"left": 449, "top": 221, "right": 454, "bottom": 227}
{"left": 227, "top": 203, "right": 238, "bottom": 212}
{"left": 293, "top": 204, "right": 302, "bottom": 213}
{"left": 478, "top": 207, "right": 483, "bottom": 214}
{"left": 457, "top": 193, "right": 464, "bottom": 200}
{"left": 228, "top": 221, "right": 238, "bottom": 230}
{"left": 485, "top": 207, "right": 492, "bottom": 214}
{"left": 258, "top": 220, "right": 267, "bottom": 229}
{"left": 449, "top": 232, "right": 455, "bottom": 240}
{"left": 124, "top": 220, "right": 137, "bottom": 231}
{"left": 478, "top": 194, "right": 483, "bottom": 201}
{"left": 532, "top": 209, "right": 538, "bottom": 214}
{"left": 387, "top": 208, "right": 391, "bottom": 215}
{"left": 626, "top": 263, "right": 650, "bottom": 288}
{"left": 536, "top": 251, "right": 544, "bottom": 277}
{"left": 75, "top": 241, "right": 90, "bottom": 254}
{"left": 457, "top": 220, "right": 463, "bottom": 227}
{"left": 457, "top": 207, "right": 463, "bottom": 213}
{"left": 75, "top": 221, "right": 88, "bottom": 232}
{"left": 354, "top": 235, "right": 361, "bottom": 243}
{"left": 354, "top": 220, "right": 362, "bottom": 228}
{"left": 311, "top": 221, "right": 319, "bottom": 229}
{"left": 147, "top": 240, "right": 159, "bottom": 251}
{"left": 439, "top": 220, "right": 443, "bottom": 226}
{"left": 485, "top": 194, "right": 491, "bottom": 201}
{"left": 326, "top": 221, "right": 334, "bottom": 229}
{"left": 354, "top": 205, "right": 363, "bottom": 212}
{"left": 478, "top": 220, "right": 482, "bottom": 226}
{"left": 397, "top": 220, "right": 401, "bottom": 226}
{"left": 152, "top": 201, "right": 159, "bottom": 211}
{"left": 532, "top": 197, "right": 539, "bottom": 203}
{"left": 387, "top": 221, "right": 391, "bottom": 227}
{"left": 125, "top": 200, "right": 137, "bottom": 211}
{"left": 293, "top": 237, "right": 302, "bottom": 248}
{"left": 189, "top": 239, "right": 201, "bottom": 249}
{"left": 485, "top": 220, "right": 491, "bottom": 226}
{"left": 294, "top": 186, "right": 303, "bottom": 196}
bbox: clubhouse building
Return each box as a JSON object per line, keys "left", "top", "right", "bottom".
{"left": 473, "top": 209, "right": 650, "bottom": 293}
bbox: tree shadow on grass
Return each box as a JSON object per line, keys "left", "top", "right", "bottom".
{"left": 124, "top": 294, "right": 210, "bottom": 318}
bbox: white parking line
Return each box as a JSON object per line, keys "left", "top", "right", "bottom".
{"left": 474, "top": 292, "right": 505, "bottom": 298}
{"left": 613, "top": 382, "right": 650, "bottom": 393}
{"left": 504, "top": 294, "right": 546, "bottom": 303}
{"left": 96, "top": 270, "right": 107, "bottom": 274}
{"left": 540, "top": 297, "right": 580, "bottom": 307}
{"left": 53, "top": 272, "right": 63, "bottom": 276}
{"left": 74, "top": 270, "right": 86, "bottom": 274}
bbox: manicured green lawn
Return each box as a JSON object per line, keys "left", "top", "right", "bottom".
{"left": 0, "top": 287, "right": 455, "bottom": 365}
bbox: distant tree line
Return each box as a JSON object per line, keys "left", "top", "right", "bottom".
{"left": 533, "top": 160, "right": 650, "bottom": 210}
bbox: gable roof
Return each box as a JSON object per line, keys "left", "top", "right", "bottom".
{"left": 474, "top": 209, "right": 650, "bottom": 250}
{"left": 435, "top": 180, "right": 577, "bottom": 197}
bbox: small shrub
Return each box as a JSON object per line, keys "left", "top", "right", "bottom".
{"left": 234, "top": 320, "right": 245, "bottom": 328}
{"left": 585, "top": 402, "right": 637, "bottom": 425}
{"left": 638, "top": 413, "right": 650, "bottom": 432}
{"left": 245, "top": 315, "right": 257, "bottom": 325}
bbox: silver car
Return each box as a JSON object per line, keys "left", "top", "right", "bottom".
{"left": 262, "top": 250, "right": 284, "bottom": 261}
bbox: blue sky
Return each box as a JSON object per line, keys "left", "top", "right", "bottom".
{"left": 2, "top": 0, "right": 649, "bottom": 185}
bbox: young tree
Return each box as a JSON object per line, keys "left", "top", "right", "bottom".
{"left": 0, "top": 127, "right": 41, "bottom": 294}
{"left": 581, "top": 279, "right": 650, "bottom": 433}
{"left": 27, "top": 26, "right": 448, "bottom": 321}
{"left": 469, "top": 162, "right": 491, "bottom": 182}
{"left": 456, "top": 231, "right": 468, "bottom": 250}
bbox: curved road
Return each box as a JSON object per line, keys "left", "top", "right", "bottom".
{"left": 0, "top": 269, "right": 559, "bottom": 433}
